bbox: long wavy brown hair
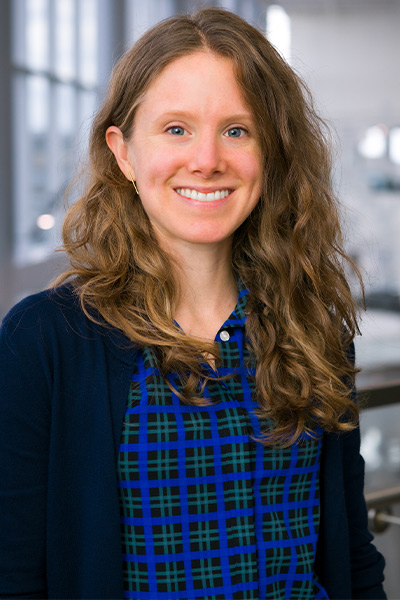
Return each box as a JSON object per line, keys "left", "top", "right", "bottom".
{"left": 55, "top": 7, "right": 363, "bottom": 445}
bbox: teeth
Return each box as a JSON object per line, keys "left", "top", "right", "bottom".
{"left": 176, "top": 188, "right": 231, "bottom": 201}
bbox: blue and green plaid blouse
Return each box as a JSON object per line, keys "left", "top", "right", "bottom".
{"left": 118, "top": 287, "right": 329, "bottom": 599}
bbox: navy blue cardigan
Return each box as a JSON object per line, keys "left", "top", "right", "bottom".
{"left": 0, "top": 286, "right": 386, "bottom": 599}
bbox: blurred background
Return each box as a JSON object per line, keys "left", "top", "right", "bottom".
{"left": 0, "top": 0, "right": 399, "bottom": 596}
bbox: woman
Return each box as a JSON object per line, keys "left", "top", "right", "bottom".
{"left": 0, "top": 8, "right": 386, "bottom": 600}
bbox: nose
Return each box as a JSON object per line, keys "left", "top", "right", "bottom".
{"left": 187, "top": 132, "right": 227, "bottom": 178}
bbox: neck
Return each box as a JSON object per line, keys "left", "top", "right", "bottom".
{"left": 164, "top": 239, "right": 238, "bottom": 339}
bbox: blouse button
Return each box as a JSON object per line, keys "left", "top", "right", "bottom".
{"left": 220, "top": 330, "right": 230, "bottom": 342}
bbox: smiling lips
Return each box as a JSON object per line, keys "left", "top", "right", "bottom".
{"left": 175, "top": 188, "right": 232, "bottom": 202}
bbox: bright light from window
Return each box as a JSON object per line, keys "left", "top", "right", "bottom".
{"left": 388, "top": 127, "right": 400, "bottom": 165}
{"left": 26, "top": 0, "right": 49, "bottom": 70}
{"left": 358, "top": 125, "right": 387, "bottom": 159}
{"left": 55, "top": 0, "right": 75, "bottom": 80}
{"left": 79, "top": 0, "right": 98, "bottom": 85}
{"left": 266, "top": 5, "right": 291, "bottom": 63}
{"left": 37, "top": 214, "right": 55, "bottom": 230}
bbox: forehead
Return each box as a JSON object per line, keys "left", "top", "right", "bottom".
{"left": 135, "top": 51, "right": 253, "bottom": 120}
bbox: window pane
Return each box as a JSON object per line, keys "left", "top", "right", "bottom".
{"left": 55, "top": 84, "right": 76, "bottom": 189}
{"left": 25, "top": 76, "right": 52, "bottom": 253}
{"left": 27, "top": 75, "right": 50, "bottom": 134}
{"left": 14, "top": 74, "right": 53, "bottom": 263}
{"left": 77, "top": 89, "right": 96, "bottom": 154}
{"left": 55, "top": 0, "right": 76, "bottom": 80}
{"left": 79, "top": 89, "right": 97, "bottom": 127}
{"left": 26, "top": 0, "right": 49, "bottom": 70}
{"left": 79, "top": 0, "right": 98, "bottom": 85}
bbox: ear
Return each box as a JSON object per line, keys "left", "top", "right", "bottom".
{"left": 105, "top": 125, "right": 135, "bottom": 180}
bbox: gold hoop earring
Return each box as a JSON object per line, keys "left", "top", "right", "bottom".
{"left": 128, "top": 170, "right": 139, "bottom": 196}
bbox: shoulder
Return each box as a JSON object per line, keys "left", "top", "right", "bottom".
{"left": 1, "top": 284, "right": 138, "bottom": 366}
{"left": 3, "top": 284, "right": 79, "bottom": 321}
{"left": 0, "top": 285, "right": 115, "bottom": 366}
{"left": 1, "top": 285, "right": 86, "bottom": 347}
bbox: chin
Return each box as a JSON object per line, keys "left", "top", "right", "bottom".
{"left": 184, "top": 232, "right": 232, "bottom": 245}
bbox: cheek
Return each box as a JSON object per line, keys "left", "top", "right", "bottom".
{"left": 135, "top": 147, "right": 183, "bottom": 185}
{"left": 237, "top": 149, "right": 262, "bottom": 185}
{"left": 241, "top": 154, "right": 263, "bottom": 213}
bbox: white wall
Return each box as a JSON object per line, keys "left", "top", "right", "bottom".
{"left": 286, "top": 4, "right": 400, "bottom": 296}
{"left": 290, "top": 6, "right": 400, "bottom": 120}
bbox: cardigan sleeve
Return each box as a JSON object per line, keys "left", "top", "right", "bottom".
{"left": 316, "top": 341, "right": 387, "bottom": 599}
{"left": 342, "top": 423, "right": 387, "bottom": 598}
{"left": 0, "top": 297, "right": 52, "bottom": 598}
{"left": 344, "top": 341, "right": 386, "bottom": 599}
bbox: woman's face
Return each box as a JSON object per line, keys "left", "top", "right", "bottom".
{"left": 108, "top": 51, "right": 263, "bottom": 254}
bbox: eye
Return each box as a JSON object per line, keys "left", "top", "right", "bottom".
{"left": 225, "top": 127, "right": 247, "bottom": 138}
{"left": 167, "top": 126, "right": 187, "bottom": 136}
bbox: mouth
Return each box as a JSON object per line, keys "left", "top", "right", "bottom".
{"left": 175, "top": 188, "right": 232, "bottom": 202}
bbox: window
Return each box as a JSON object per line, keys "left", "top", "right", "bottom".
{"left": 266, "top": 4, "right": 291, "bottom": 64}
{"left": 12, "top": 0, "right": 99, "bottom": 264}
